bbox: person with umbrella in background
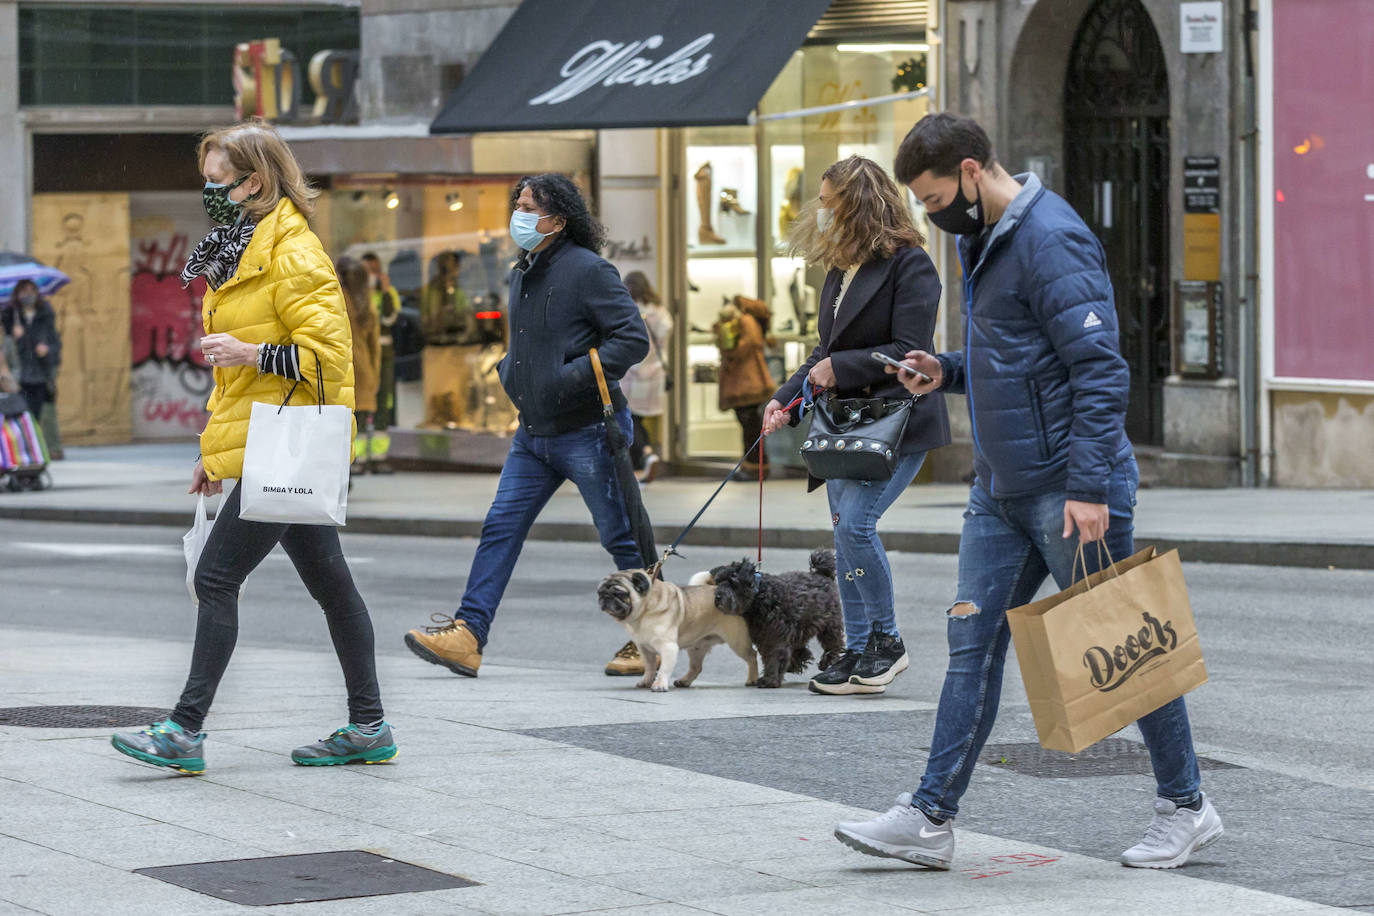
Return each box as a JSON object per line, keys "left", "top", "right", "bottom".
{"left": 8, "top": 279, "right": 63, "bottom": 442}
{"left": 1, "top": 255, "right": 70, "bottom": 458}
{"left": 403, "top": 174, "right": 651, "bottom": 680}
{"left": 0, "top": 252, "right": 70, "bottom": 318}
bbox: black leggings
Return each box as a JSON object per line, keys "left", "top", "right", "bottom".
{"left": 172, "top": 483, "right": 383, "bottom": 732}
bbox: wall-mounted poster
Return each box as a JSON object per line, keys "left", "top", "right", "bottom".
{"left": 1267, "top": 0, "right": 1374, "bottom": 383}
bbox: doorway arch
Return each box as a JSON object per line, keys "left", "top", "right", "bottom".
{"left": 1064, "top": 0, "right": 1171, "bottom": 446}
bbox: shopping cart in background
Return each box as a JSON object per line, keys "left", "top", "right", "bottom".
{"left": 0, "top": 391, "right": 52, "bottom": 491}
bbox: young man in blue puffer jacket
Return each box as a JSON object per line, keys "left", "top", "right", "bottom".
{"left": 832, "top": 113, "right": 1222, "bottom": 872}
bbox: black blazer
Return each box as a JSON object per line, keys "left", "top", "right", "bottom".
{"left": 773, "top": 244, "right": 951, "bottom": 465}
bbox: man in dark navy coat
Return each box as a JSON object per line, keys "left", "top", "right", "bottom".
{"left": 833, "top": 114, "right": 1223, "bottom": 872}
{"left": 404, "top": 174, "right": 650, "bottom": 680}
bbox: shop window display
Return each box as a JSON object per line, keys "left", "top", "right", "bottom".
{"left": 684, "top": 131, "right": 764, "bottom": 458}
{"left": 319, "top": 179, "right": 524, "bottom": 436}
{"left": 680, "top": 42, "right": 932, "bottom": 464}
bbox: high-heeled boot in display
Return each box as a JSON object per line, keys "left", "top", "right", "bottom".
{"left": 694, "top": 162, "right": 727, "bottom": 245}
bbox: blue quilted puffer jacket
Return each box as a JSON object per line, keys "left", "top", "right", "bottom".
{"left": 935, "top": 173, "right": 1132, "bottom": 504}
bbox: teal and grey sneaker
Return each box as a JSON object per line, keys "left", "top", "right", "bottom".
{"left": 111, "top": 719, "right": 206, "bottom": 775}
{"left": 291, "top": 723, "right": 398, "bottom": 766}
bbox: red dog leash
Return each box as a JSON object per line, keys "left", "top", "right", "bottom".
{"left": 758, "top": 392, "right": 808, "bottom": 566}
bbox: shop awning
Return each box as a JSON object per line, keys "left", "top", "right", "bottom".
{"left": 430, "top": 0, "right": 835, "bottom": 135}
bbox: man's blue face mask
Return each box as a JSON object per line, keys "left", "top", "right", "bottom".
{"left": 510, "top": 210, "right": 554, "bottom": 251}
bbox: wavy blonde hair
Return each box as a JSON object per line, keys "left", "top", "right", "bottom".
{"left": 787, "top": 156, "right": 924, "bottom": 269}
{"left": 197, "top": 120, "right": 319, "bottom": 221}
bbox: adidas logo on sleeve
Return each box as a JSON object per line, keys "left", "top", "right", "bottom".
{"left": 1083, "top": 311, "right": 1104, "bottom": 329}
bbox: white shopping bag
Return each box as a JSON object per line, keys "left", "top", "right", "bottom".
{"left": 238, "top": 399, "right": 352, "bottom": 526}
{"left": 183, "top": 484, "right": 243, "bottom": 606}
{"left": 184, "top": 493, "right": 211, "bottom": 604}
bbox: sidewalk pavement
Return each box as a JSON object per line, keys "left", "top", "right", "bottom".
{"left": 0, "top": 625, "right": 1340, "bottom": 915}
{"left": 2, "top": 443, "right": 1372, "bottom": 569}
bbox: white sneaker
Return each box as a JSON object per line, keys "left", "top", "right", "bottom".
{"left": 1121, "top": 793, "right": 1223, "bottom": 868}
{"left": 834, "top": 793, "right": 954, "bottom": 869}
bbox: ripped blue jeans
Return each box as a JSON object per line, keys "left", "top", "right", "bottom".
{"left": 911, "top": 457, "right": 1202, "bottom": 820}
{"left": 456, "top": 407, "right": 640, "bottom": 648}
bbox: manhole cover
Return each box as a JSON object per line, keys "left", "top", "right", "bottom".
{"left": 0, "top": 706, "right": 171, "bottom": 728}
{"left": 135, "top": 850, "right": 477, "bottom": 906}
{"left": 980, "top": 738, "right": 1243, "bottom": 778}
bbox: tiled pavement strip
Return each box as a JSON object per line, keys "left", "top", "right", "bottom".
{"left": 0, "top": 627, "right": 1338, "bottom": 915}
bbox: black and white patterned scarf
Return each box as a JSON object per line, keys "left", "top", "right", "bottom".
{"left": 181, "top": 219, "right": 257, "bottom": 291}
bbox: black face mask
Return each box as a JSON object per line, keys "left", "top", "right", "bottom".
{"left": 203, "top": 174, "right": 252, "bottom": 225}
{"left": 927, "top": 173, "right": 986, "bottom": 236}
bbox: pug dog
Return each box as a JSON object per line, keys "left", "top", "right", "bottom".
{"left": 597, "top": 570, "right": 758, "bottom": 691}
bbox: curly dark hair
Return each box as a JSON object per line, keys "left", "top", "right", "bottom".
{"left": 510, "top": 174, "right": 606, "bottom": 254}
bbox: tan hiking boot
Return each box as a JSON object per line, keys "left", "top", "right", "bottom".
{"left": 604, "top": 640, "right": 645, "bottom": 677}
{"left": 404, "top": 615, "right": 481, "bottom": 677}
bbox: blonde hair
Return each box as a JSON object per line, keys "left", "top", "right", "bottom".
{"left": 786, "top": 156, "right": 924, "bottom": 270}
{"left": 198, "top": 120, "right": 319, "bottom": 221}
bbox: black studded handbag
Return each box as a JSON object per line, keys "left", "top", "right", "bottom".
{"left": 799, "top": 389, "right": 916, "bottom": 481}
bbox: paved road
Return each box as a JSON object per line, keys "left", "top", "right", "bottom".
{"left": 3, "top": 518, "right": 1373, "bottom": 911}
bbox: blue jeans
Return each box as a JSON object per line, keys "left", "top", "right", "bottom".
{"left": 912, "top": 457, "right": 1202, "bottom": 820}
{"left": 456, "top": 407, "right": 640, "bottom": 648}
{"left": 825, "top": 452, "right": 926, "bottom": 650}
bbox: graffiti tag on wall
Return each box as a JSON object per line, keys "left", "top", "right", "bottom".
{"left": 130, "top": 231, "right": 213, "bottom": 438}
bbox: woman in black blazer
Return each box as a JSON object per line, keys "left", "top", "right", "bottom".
{"left": 763, "top": 156, "right": 950, "bottom": 696}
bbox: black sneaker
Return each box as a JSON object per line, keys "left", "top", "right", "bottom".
{"left": 809, "top": 649, "right": 884, "bottom": 695}
{"left": 850, "top": 631, "right": 909, "bottom": 687}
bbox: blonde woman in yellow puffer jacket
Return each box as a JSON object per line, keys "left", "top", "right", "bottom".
{"left": 110, "top": 122, "right": 395, "bottom": 776}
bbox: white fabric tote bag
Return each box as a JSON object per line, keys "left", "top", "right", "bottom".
{"left": 238, "top": 364, "right": 352, "bottom": 526}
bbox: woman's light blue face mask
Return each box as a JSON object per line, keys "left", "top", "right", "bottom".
{"left": 510, "top": 210, "right": 554, "bottom": 251}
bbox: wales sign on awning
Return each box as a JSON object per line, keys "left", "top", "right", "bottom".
{"left": 430, "top": 0, "right": 834, "bottom": 134}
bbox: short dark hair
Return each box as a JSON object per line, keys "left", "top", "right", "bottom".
{"left": 894, "top": 113, "right": 995, "bottom": 184}
{"left": 360, "top": 251, "right": 380, "bottom": 265}
{"left": 511, "top": 173, "right": 606, "bottom": 254}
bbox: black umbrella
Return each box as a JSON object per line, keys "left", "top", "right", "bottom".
{"left": 590, "top": 348, "right": 659, "bottom": 571}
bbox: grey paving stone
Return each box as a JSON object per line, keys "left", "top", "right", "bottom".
{"left": 0, "top": 779, "right": 157, "bottom": 841}
{"left": 690, "top": 884, "right": 924, "bottom": 915}
{"left": 443, "top": 873, "right": 662, "bottom": 915}
{"left": 21, "top": 823, "right": 271, "bottom": 871}
{"left": 1, "top": 860, "right": 225, "bottom": 916}
{"left": 589, "top": 863, "right": 807, "bottom": 903}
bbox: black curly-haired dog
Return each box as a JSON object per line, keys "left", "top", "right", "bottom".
{"left": 708, "top": 548, "right": 845, "bottom": 688}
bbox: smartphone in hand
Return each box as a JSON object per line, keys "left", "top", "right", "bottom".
{"left": 871, "top": 351, "right": 932, "bottom": 384}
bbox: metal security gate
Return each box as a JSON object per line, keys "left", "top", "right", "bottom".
{"left": 1064, "top": 0, "right": 1171, "bottom": 446}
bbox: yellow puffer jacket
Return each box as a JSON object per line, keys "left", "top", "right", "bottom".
{"left": 199, "top": 198, "right": 355, "bottom": 481}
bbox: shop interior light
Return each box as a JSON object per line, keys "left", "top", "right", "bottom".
{"left": 384, "top": 189, "right": 399, "bottom": 210}
{"left": 835, "top": 43, "right": 930, "bottom": 54}
{"left": 446, "top": 192, "right": 464, "bottom": 212}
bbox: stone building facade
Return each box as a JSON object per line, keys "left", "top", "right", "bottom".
{"left": 933, "top": 0, "right": 1255, "bottom": 487}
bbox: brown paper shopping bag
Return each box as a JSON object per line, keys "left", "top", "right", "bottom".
{"left": 1006, "top": 545, "right": 1208, "bottom": 753}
